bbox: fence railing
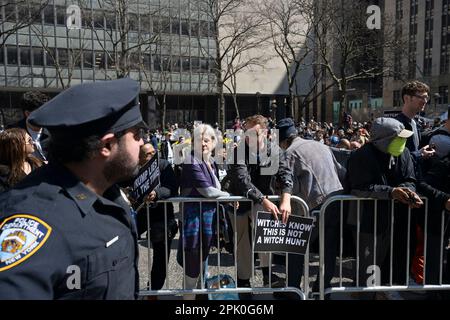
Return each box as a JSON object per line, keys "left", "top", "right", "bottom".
{"left": 137, "top": 195, "right": 309, "bottom": 300}
{"left": 315, "top": 195, "right": 450, "bottom": 300}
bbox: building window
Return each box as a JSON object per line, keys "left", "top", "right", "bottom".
{"left": 140, "top": 14, "right": 150, "bottom": 32}
{"left": 181, "top": 56, "right": 190, "bottom": 72}
{"left": 45, "top": 48, "right": 56, "bottom": 67}
{"left": 209, "top": 58, "right": 216, "bottom": 72}
{"left": 44, "top": 6, "right": 54, "bottom": 25}
{"left": 94, "top": 51, "right": 105, "bottom": 69}
{"left": 199, "top": 21, "right": 208, "bottom": 37}
{"left": 19, "top": 47, "right": 31, "bottom": 66}
{"left": 153, "top": 55, "right": 171, "bottom": 71}
{"left": 83, "top": 50, "right": 93, "bottom": 68}
{"left": 129, "top": 13, "right": 139, "bottom": 31}
{"left": 93, "top": 12, "right": 104, "bottom": 29}
{"left": 393, "top": 90, "right": 401, "bottom": 107}
{"left": 191, "top": 57, "right": 199, "bottom": 72}
{"left": 105, "top": 12, "right": 116, "bottom": 30}
{"left": 32, "top": 47, "right": 44, "bottom": 66}
{"left": 56, "top": 6, "right": 65, "bottom": 26}
{"left": 0, "top": 47, "right": 4, "bottom": 64}
{"left": 439, "top": 86, "right": 449, "bottom": 104}
{"left": 190, "top": 21, "right": 199, "bottom": 37}
{"left": 171, "top": 57, "right": 181, "bottom": 72}
{"left": 129, "top": 52, "right": 140, "bottom": 70}
{"left": 72, "top": 50, "right": 82, "bottom": 68}
{"left": 58, "top": 48, "right": 69, "bottom": 67}
{"left": 4, "top": 3, "right": 16, "bottom": 22}
{"left": 181, "top": 19, "right": 189, "bottom": 36}
{"left": 171, "top": 18, "right": 180, "bottom": 35}
{"left": 7, "top": 46, "right": 18, "bottom": 65}
{"left": 143, "top": 54, "right": 151, "bottom": 70}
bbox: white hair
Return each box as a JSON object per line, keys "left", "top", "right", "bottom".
{"left": 193, "top": 124, "right": 217, "bottom": 149}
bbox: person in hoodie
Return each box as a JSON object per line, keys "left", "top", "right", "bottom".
{"left": 346, "top": 117, "right": 423, "bottom": 293}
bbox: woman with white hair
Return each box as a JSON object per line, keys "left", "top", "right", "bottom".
{"left": 177, "top": 124, "right": 230, "bottom": 299}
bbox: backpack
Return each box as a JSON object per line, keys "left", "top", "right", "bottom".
{"left": 419, "top": 127, "right": 450, "bottom": 149}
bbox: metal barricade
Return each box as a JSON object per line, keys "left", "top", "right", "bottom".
{"left": 316, "top": 195, "right": 450, "bottom": 300}
{"left": 137, "top": 195, "right": 309, "bottom": 300}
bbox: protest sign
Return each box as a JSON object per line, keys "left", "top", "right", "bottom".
{"left": 131, "top": 155, "right": 160, "bottom": 206}
{"left": 253, "top": 212, "right": 315, "bottom": 255}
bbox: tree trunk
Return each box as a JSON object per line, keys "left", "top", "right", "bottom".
{"left": 162, "top": 95, "right": 167, "bottom": 131}
{"left": 288, "top": 88, "right": 295, "bottom": 120}
{"left": 232, "top": 93, "right": 240, "bottom": 120}
{"left": 338, "top": 87, "right": 347, "bottom": 126}
{"left": 218, "top": 84, "right": 225, "bottom": 130}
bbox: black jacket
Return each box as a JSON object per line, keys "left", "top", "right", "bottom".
{"left": 346, "top": 143, "right": 417, "bottom": 232}
{"left": 417, "top": 156, "right": 450, "bottom": 234}
{"left": 135, "top": 158, "right": 178, "bottom": 236}
{"left": 159, "top": 140, "right": 172, "bottom": 161}
{"left": 226, "top": 142, "right": 292, "bottom": 212}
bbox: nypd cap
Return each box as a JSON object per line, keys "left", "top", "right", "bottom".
{"left": 28, "top": 78, "right": 147, "bottom": 136}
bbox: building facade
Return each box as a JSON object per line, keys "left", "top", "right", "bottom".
{"left": 383, "top": 0, "right": 449, "bottom": 117}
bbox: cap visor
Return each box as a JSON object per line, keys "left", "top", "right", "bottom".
{"left": 398, "top": 129, "right": 413, "bottom": 138}
{"left": 135, "top": 121, "right": 149, "bottom": 130}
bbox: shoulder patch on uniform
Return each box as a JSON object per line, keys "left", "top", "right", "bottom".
{"left": 0, "top": 215, "right": 52, "bottom": 272}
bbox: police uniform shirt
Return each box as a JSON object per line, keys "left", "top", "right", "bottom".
{"left": 0, "top": 163, "right": 139, "bottom": 299}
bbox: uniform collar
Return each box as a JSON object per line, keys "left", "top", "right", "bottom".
{"left": 49, "top": 162, "right": 113, "bottom": 216}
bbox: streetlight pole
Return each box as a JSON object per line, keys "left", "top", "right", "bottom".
{"left": 256, "top": 91, "right": 261, "bottom": 115}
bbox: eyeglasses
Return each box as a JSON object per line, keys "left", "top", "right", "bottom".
{"left": 412, "top": 94, "right": 429, "bottom": 102}
{"left": 115, "top": 127, "right": 146, "bottom": 141}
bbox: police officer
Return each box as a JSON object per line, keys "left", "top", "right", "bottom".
{"left": 0, "top": 78, "right": 146, "bottom": 299}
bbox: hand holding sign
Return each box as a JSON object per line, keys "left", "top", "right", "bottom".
{"left": 145, "top": 191, "right": 157, "bottom": 203}
{"left": 132, "top": 155, "right": 160, "bottom": 207}
{"left": 261, "top": 198, "right": 281, "bottom": 220}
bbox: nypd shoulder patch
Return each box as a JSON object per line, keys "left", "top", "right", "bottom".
{"left": 0, "top": 215, "right": 52, "bottom": 272}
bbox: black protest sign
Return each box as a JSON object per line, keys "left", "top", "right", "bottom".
{"left": 131, "top": 155, "right": 160, "bottom": 206}
{"left": 253, "top": 211, "right": 315, "bottom": 255}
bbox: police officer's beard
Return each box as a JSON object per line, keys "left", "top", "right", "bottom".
{"left": 103, "top": 148, "right": 140, "bottom": 184}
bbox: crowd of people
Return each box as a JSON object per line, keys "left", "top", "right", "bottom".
{"left": 0, "top": 79, "right": 449, "bottom": 300}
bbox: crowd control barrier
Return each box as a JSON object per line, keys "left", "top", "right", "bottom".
{"left": 137, "top": 195, "right": 309, "bottom": 300}
{"left": 316, "top": 195, "right": 450, "bottom": 300}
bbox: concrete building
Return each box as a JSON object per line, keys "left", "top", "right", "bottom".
{"left": 383, "top": 0, "right": 449, "bottom": 118}
{"left": 0, "top": 0, "right": 314, "bottom": 129}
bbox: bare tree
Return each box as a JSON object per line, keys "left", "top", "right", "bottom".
{"left": 257, "top": 0, "right": 315, "bottom": 119}
{"left": 0, "top": 0, "right": 48, "bottom": 47}
{"left": 30, "top": 24, "right": 88, "bottom": 89}
{"left": 195, "top": 0, "right": 265, "bottom": 130}
{"left": 90, "top": 0, "right": 161, "bottom": 79}
{"left": 312, "top": 0, "right": 395, "bottom": 123}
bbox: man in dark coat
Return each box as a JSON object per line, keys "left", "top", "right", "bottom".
{"left": 347, "top": 117, "right": 423, "bottom": 293}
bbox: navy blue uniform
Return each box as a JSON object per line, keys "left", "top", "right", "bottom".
{"left": 0, "top": 78, "right": 146, "bottom": 299}
{"left": 0, "top": 163, "right": 139, "bottom": 299}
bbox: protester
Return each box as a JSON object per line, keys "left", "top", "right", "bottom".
{"left": 346, "top": 117, "right": 423, "bottom": 299}
{"left": 177, "top": 124, "right": 230, "bottom": 300}
{"left": 134, "top": 143, "right": 178, "bottom": 292}
{"left": 0, "top": 128, "right": 43, "bottom": 193}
